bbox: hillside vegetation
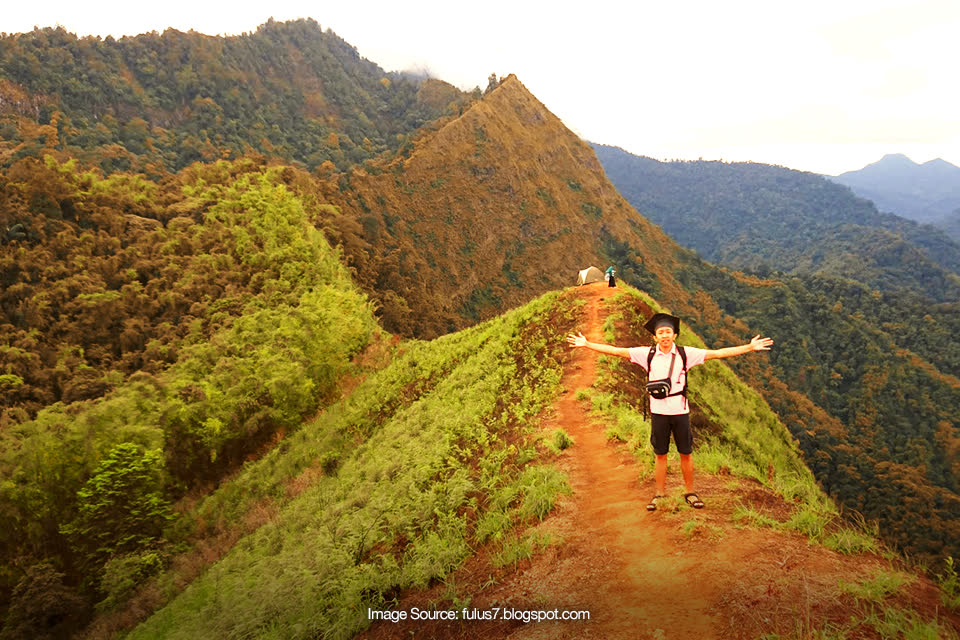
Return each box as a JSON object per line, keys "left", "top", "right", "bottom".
{"left": 592, "top": 144, "right": 960, "bottom": 303}
{"left": 315, "top": 75, "right": 690, "bottom": 338}
{"left": 115, "top": 285, "right": 956, "bottom": 640}
{"left": 119, "top": 290, "right": 575, "bottom": 640}
{"left": 1, "top": 19, "right": 958, "bottom": 638}
{"left": 0, "top": 159, "right": 380, "bottom": 635}
{"left": 0, "top": 20, "right": 474, "bottom": 175}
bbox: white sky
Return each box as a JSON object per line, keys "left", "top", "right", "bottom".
{"left": 5, "top": 0, "right": 960, "bottom": 175}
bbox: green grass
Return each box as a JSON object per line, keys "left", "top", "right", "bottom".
{"left": 761, "top": 600, "right": 959, "bottom": 640}
{"left": 938, "top": 556, "right": 960, "bottom": 611}
{"left": 493, "top": 532, "right": 555, "bottom": 569}
{"left": 839, "top": 569, "right": 912, "bottom": 602}
{"left": 547, "top": 428, "right": 574, "bottom": 453}
{"left": 125, "top": 290, "right": 580, "bottom": 640}
{"left": 860, "top": 606, "right": 960, "bottom": 640}
{"left": 732, "top": 505, "right": 781, "bottom": 529}
{"left": 681, "top": 518, "right": 725, "bottom": 540}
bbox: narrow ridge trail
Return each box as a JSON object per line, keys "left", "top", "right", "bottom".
{"left": 493, "top": 283, "right": 720, "bottom": 639}
{"left": 358, "top": 283, "right": 911, "bottom": 640}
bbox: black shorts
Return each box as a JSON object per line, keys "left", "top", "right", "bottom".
{"left": 650, "top": 413, "right": 693, "bottom": 455}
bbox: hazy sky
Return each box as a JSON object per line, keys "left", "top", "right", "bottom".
{"left": 6, "top": 0, "right": 959, "bottom": 175}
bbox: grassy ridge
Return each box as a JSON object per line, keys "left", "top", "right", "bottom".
{"left": 0, "top": 164, "right": 380, "bottom": 636}
{"left": 125, "top": 290, "right": 579, "bottom": 639}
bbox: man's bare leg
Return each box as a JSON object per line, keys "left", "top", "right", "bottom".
{"left": 655, "top": 453, "right": 669, "bottom": 495}
{"left": 680, "top": 453, "right": 694, "bottom": 493}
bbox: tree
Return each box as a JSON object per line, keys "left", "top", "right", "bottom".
{"left": 485, "top": 73, "right": 499, "bottom": 94}
{"left": 59, "top": 443, "right": 174, "bottom": 572}
{"left": 0, "top": 563, "right": 87, "bottom": 640}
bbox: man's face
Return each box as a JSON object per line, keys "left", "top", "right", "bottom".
{"left": 655, "top": 326, "right": 675, "bottom": 351}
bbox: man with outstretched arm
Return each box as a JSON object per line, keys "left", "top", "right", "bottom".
{"left": 566, "top": 313, "right": 773, "bottom": 511}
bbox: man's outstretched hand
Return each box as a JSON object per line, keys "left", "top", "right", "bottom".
{"left": 750, "top": 335, "right": 774, "bottom": 351}
{"left": 566, "top": 332, "right": 587, "bottom": 348}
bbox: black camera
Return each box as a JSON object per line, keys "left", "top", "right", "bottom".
{"left": 646, "top": 379, "right": 671, "bottom": 399}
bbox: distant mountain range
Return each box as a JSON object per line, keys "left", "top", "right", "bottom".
{"left": 591, "top": 144, "right": 960, "bottom": 304}
{"left": 830, "top": 153, "right": 960, "bottom": 238}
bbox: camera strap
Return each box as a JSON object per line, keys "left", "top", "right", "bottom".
{"left": 647, "top": 346, "right": 688, "bottom": 398}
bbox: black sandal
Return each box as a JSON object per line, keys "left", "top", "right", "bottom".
{"left": 646, "top": 495, "right": 665, "bottom": 512}
{"left": 683, "top": 492, "right": 705, "bottom": 509}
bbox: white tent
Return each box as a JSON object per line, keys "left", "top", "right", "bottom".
{"left": 576, "top": 266, "right": 605, "bottom": 285}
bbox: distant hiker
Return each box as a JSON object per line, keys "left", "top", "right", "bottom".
{"left": 566, "top": 312, "right": 773, "bottom": 511}
{"left": 605, "top": 265, "right": 616, "bottom": 288}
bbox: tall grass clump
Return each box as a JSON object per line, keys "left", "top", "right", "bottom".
{"left": 937, "top": 556, "right": 960, "bottom": 611}
{"left": 548, "top": 428, "right": 574, "bottom": 453}
{"left": 839, "top": 569, "right": 912, "bottom": 602}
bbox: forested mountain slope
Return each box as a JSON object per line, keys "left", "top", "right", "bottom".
{"left": 0, "top": 161, "right": 381, "bottom": 635}
{"left": 313, "top": 75, "right": 692, "bottom": 339}
{"left": 0, "top": 19, "right": 472, "bottom": 174}
{"left": 832, "top": 153, "right": 960, "bottom": 230}
{"left": 592, "top": 144, "right": 960, "bottom": 303}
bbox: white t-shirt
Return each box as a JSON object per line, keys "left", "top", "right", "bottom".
{"left": 628, "top": 344, "right": 707, "bottom": 415}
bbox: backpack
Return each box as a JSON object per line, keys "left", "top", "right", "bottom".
{"left": 645, "top": 346, "right": 688, "bottom": 399}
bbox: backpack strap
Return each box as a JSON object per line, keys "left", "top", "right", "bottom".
{"left": 669, "top": 346, "right": 688, "bottom": 398}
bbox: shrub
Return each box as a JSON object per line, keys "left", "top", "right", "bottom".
{"left": 839, "top": 569, "right": 911, "bottom": 602}
{"left": 59, "top": 443, "right": 174, "bottom": 572}
{"left": 550, "top": 429, "right": 574, "bottom": 452}
{"left": 517, "top": 466, "right": 571, "bottom": 521}
{"left": 0, "top": 564, "right": 87, "bottom": 640}
{"left": 97, "top": 550, "right": 167, "bottom": 612}
{"left": 938, "top": 556, "right": 960, "bottom": 611}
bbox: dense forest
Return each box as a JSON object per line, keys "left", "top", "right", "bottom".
{"left": 1, "top": 20, "right": 958, "bottom": 639}
{"left": 0, "top": 156, "right": 380, "bottom": 637}
{"left": 0, "top": 22, "right": 478, "bottom": 635}
{"left": 0, "top": 19, "right": 475, "bottom": 175}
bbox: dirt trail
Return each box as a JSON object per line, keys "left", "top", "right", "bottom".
{"left": 493, "top": 283, "right": 720, "bottom": 639}
{"left": 359, "top": 283, "right": 944, "bottom": 640}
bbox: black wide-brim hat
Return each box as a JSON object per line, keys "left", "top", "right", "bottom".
{"left": 644, "top": 312, "right": 681, "bottom": 335}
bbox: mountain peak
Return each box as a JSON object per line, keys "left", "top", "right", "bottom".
{"left": 921, "top": 157, "right": 960, "bottom": 174}
{"left": 845, "top": 153, "right": 960, "bottom": 177}
{"left": 831, "top": 153, "right": 960, "bottom": 224}
{"left": 875, "top": 153, "right": 917, "bottom": 167}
